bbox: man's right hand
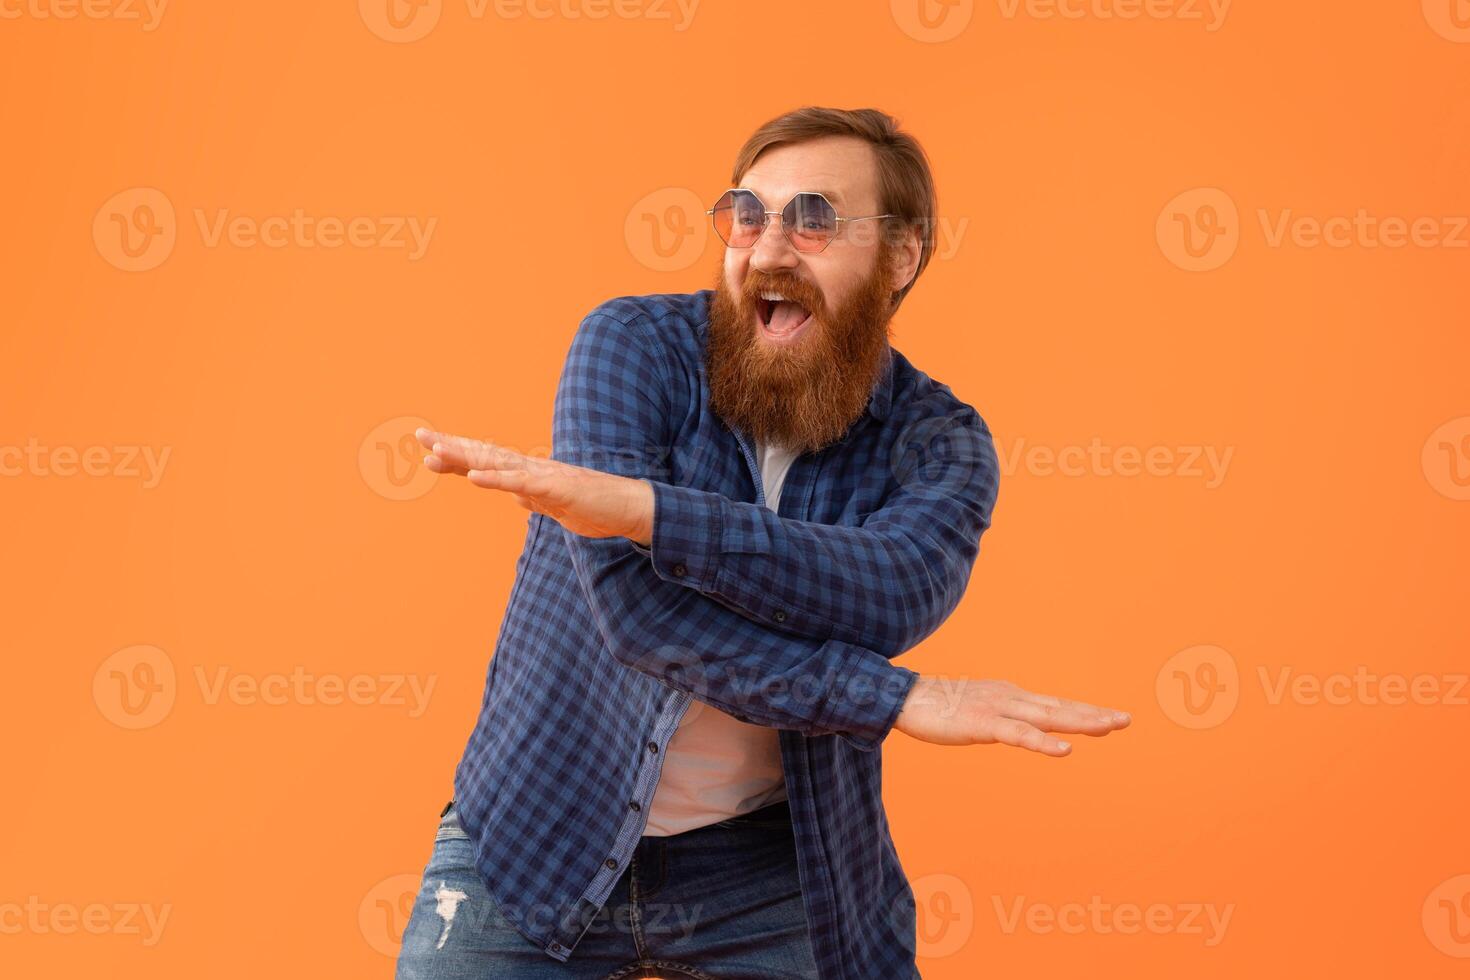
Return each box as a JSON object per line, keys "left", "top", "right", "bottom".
{"left": 893, "top": 677, "right": 1130, "bottom": 756}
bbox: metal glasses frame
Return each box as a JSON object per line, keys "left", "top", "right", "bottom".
{"left": 705, "top": 188, "right": 897, "bottom": 253}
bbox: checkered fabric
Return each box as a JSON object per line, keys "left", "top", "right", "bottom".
{"left": 450, "top": 290, "right": 1000, "bottom": 979}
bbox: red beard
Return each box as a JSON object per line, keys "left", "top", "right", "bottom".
{"left": 706, "top": 239, "right": 897, "bottom": 455}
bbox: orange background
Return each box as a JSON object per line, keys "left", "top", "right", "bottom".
{"left": 3, "top": 1, "right": 1469, "bottom": 977}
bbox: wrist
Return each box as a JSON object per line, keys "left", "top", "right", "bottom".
{"left": 627, "top": 477, "right": 655, "bottom": 547}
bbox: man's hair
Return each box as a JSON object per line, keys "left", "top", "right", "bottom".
{"left": 729, "top": 106, "right": 938, "bottom": 311}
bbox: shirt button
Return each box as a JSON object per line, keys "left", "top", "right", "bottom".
{"left": 773, "top": 609, "right": 787, "bottom": 623}
{"left": 550, "top": 942, "right": 564, "bottom": 953}
{"left": 604, "top": 857, "right": 617, "bottom": 870}
{"left": 629, "top": 801, "right": 641, "bottom": 812}
{"left": 647, "top": 741, "right": 659, "bottom": 754}
{"left": 672, "top": 562, "right": 687, "bottom": 577}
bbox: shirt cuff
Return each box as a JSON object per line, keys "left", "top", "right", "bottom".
{"left": 827, "top": 656, "right": 919, "bottom": 752}
{"left": 645, "top": 480, "right": 724, "bottom": 592}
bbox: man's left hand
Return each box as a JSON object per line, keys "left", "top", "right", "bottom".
{"left": 415, "top": 428, "right": 655, "bottom": 545}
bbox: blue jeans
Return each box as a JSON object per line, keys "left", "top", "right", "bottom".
{"left": 396, "top": 800, "right": 820, "bottom": 979}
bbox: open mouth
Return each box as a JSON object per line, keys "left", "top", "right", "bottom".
{"left": 755, "top": 291, "right": 815, "bottom": 343}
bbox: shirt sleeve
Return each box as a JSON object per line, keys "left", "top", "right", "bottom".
{"left": 638, "top": 409, "right": 998, "bottom": 658}
{"left": 552, "top": 305, "right": 917, "bottom": 751}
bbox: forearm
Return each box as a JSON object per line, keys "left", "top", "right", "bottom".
{"left": 626, "top": 463, "right": 992, "bottom": 656}
{"left": 563, "top": 522, "right": 918, "bottom": 750}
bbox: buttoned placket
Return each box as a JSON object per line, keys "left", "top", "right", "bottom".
{"left": 545, "top": 687, "right": 692, "bottom": 961}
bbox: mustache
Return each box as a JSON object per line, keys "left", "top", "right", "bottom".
{"left": 741, "top": 274, "right": 826, "bottom": 316}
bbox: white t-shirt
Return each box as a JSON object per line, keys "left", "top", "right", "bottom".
{"left": 640, "top": 437, "right": 801, "bottom": 837}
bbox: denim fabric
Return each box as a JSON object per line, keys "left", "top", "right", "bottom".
{"left": 396, "top": 802, "right": 828, "bottom": 980}
{"left": 448, "top": 290, "right": 1000, "bottom": 979}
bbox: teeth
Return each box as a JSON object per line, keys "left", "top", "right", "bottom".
{"left": 760, "top": 291, "right": 789, "bottom": 303}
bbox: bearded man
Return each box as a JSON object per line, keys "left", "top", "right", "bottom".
{"left": 397, "top": 106, "right": 1129, "bottom": 980}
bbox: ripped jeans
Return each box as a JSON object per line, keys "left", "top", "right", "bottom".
{"left": 395, "top": 800, "right": 820, "bottom": 979}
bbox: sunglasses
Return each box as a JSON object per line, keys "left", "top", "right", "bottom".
{"left": 706, "top": 188, "right": 897, "bottom": 254}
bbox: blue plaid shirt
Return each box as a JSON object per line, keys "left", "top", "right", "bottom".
{"left": 451, "top": 289, "right": 1000, "bottom": 979}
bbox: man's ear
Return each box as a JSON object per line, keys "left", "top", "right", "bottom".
{"left": 887, "top": 223, "right": 923, "bottom": 295}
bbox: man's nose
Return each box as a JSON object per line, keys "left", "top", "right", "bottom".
{"left": 748, "top": 215, "right": 801, "bottom": 273}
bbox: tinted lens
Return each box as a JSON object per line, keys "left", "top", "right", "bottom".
{"left": 783, "top": 193, "right": 837, "bottom": 252}
{"left": 711, "top": 189, "right": 766, "bottom": 247}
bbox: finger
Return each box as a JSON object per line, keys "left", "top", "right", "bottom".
{"left": 988, "top": 717, "right": 1072, "bottom": 757}
{"left": 424, "top": 454, "right": 470, "bottom": 477}
{"left": 1013, "top": 690, "right": 1131, "bottom": 728}
{"left": 414, "top": 427, "right": 453, "bottom": 451}
{"left": 466, "top": 468, "right": 532, "bottom": 493}
{"left": 434, "top": 436, "right": 522, "bottom": 473}
{"left": 999, "top": 698, "right": 1123, "bottom": 736}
